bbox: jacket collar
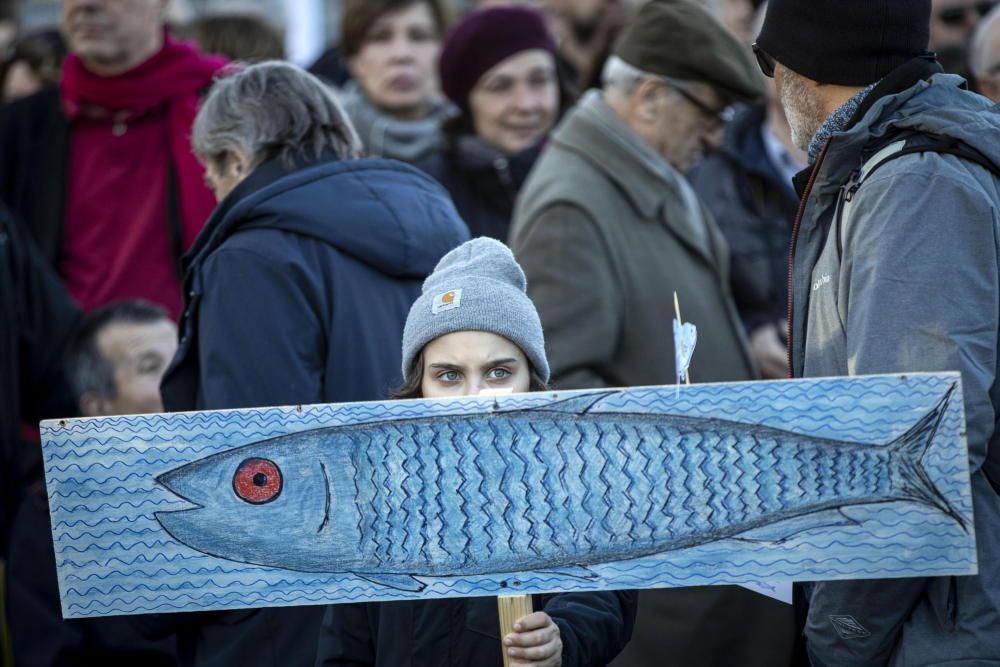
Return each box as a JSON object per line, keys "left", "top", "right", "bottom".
{"left": 846, "top": 55, "right": 944, "bottom": 133}
{"left": 792, "top": 55, "right": 945, "bottom": 198}
{"left": 552, "top": 91, "right": 717, "bottom": 266}
{"left": 183, "top": 148, "right": 341, "bottom": 276}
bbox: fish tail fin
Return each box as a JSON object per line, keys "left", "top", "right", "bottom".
{"left": 889, "top": 384, "right": 967, "bottom": 531}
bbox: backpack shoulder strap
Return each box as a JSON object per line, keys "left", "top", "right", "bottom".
{"left": 835, "top": 133, "right": 1000, "bottom": 259}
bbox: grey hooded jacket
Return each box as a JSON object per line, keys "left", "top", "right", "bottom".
{"left": 790, "top": 61, "right": 1000, "bottom": 666}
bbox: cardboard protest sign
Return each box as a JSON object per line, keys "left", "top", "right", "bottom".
{"left": 42, "top": 373, "right": 975, "bottom": 618}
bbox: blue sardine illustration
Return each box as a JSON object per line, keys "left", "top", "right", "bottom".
{"left": 155, "top": 387, "right": 962, "bottom": 591}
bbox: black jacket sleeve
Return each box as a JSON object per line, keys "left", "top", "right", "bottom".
{"left": 5, "top": 205, "right": 80, "bottom": 424}
{"left": 314, "top": 603, "right": 377, "bottom": 666}
{"left": 540, "top": 590, "right": 638, "bottom": 667}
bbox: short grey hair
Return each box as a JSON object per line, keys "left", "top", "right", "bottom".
{"left": 601, "top": 55, "right": 705, "bottom": 102}
{"left": 192, "top": 61, "right": 362, "bottom": 171}
{"left": 970, "top": 4, "right": 1000, "bottom": 77}
{"left": 601, "top": 55, "right": 649, "bottom": 96}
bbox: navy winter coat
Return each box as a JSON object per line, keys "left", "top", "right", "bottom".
{"left": 687, "top": 105, "right": 799, "bottom": 334}
{"left": 154, "top": 152, "right": 468, "bottom": 667}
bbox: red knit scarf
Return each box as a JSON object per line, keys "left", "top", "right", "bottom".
{"left": 60, "top": 34, "right": 227, "bottom": 247}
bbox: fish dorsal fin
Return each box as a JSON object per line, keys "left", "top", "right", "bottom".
{"left": 529, "top": 390, "right": 619, "bottom": 416}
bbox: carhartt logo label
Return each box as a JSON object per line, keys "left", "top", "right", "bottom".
{"left": 813, "top": 274, "right": 831, "bottom": 291}
{"left": 830, "top": 615, "right": 871, "bottom": 639}
{"left": 432, "top": 289, "right": 462, "bottom": 314}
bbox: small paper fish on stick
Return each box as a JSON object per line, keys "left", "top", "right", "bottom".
{"left": 673, "top": 291, "right": 698, "bottom": 392}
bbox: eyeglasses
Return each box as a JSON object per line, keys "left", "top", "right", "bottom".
{"left": 937, "top": 1, "right": 996, "bottom": 26}
{"left": 658, "top": 76, "right": 733, "bottom": 129}
{"left": 752, "top": 42, "right": 776, "bottom": 78}
{"left": 670, "top": 84, "right": 733, "bottom": 129}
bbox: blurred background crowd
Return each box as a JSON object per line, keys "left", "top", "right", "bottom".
{"left": 0, "top": 0, "right": 998, "bottom": 665}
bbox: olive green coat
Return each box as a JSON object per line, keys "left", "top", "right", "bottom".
{"left": 510, "top": 91, "right": 755, "bottom": 389}
{"left": 510, "top": 92, "right": 796, "bottom": 667}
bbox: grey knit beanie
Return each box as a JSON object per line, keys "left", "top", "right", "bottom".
{"left": 401, "top": 238, "right": 549, "bottom": 383}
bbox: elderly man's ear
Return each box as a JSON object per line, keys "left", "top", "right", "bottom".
{"left": 633, "top": 78, "right": 666, "bottom": 125}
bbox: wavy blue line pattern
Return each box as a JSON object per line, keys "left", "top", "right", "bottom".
{"left": 41, "top": 373, "right": 976, "bottom": 618}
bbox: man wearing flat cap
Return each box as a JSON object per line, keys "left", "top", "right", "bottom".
{"left": 755, "top": 0, "right": 1000, "bottom": 664}
{"left": 510, "top": 1, "right": 796, "bottom": 665}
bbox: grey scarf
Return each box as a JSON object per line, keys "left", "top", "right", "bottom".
{"left": 337, "top": 81, "right": 452, "bottom": 163}
{"left": 807, "top": 81, "right": 879, "bottom": 162}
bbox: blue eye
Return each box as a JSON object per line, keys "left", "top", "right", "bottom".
{"left": 488, "top": 368, "right": 512, "bottom": 380}
{"left": 438, "top": 370, "right": 460, "bottom": 383}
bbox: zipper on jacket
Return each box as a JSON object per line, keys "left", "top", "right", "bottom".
{"left": 833, "top": 170, "right": 863, "bottom": 261}
{"left": 786, "top": 139, "right": 832, "bottom": 378}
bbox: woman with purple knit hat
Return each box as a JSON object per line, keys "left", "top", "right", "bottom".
{"left": 416, "top": 5, "right": 573, "bottom": 242}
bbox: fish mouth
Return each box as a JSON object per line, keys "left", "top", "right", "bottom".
{"left": 317, "top": 461, "right": 331, "bottom": 533}
{"left": 155, "top": 467, "right": 204, "bottom": 509}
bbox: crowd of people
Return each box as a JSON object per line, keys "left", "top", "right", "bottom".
{"left": 1, "top": 0, "right": 999, "bottom": 665}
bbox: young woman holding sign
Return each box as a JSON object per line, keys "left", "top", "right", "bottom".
{"left": 314, "top": 238, "right": 636, "bottom": 666}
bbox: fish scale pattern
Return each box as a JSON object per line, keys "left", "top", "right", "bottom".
{"left": 344, "top": 411, "right": 921, "bottom": 574}
{"left": 40, "top": 374, "right": 977, "bottom": 618}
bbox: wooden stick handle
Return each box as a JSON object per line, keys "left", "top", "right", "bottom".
{"left": 498, "top": 594, "right": 533, "bottom": 667}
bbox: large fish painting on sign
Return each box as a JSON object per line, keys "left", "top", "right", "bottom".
{"left": 42, "top": 373, "right": 977, "bottom": 618}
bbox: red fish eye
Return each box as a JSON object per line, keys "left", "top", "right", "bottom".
{"left": 233, "top": 458, "right": 282, "bottom": 504}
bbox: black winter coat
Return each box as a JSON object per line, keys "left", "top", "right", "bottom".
{"left": 316, "top": 591, "right": 636, "bottom": 666}
{"left": 6, "top": 488, "right": 177, "bottom": 666}
{"left": 687, "top": 106, "right": 800, "bottom": 334}
{"left": 416, "top": 137, "right": 542, "bottom": 242}
{"left": 0, "top": 87, "right": 70, "bottom": 264}
{"left": 0, "top": 202, "right": 78, "bottom": 555}
{"left": 150, "top": 153, "right": 468, "bottom": 667}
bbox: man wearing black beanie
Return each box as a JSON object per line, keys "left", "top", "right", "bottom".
{"left": 755, "top": 1, "right": 1000, "bottom": 665}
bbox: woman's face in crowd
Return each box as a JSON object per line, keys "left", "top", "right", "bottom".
{"left": 348, "top": 2, "right": 441, "bottom": 120}
{"left": 420, "top": 331, "right": 531, "bottom": 398}
{"left": 468, "top": 49, "right": 559, "bottom": 156}
{"left": 201, "top": 150, "right": 248, "bottom": 202}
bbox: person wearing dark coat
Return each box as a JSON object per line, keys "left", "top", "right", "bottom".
{"left": 0, "top": 2, "right": 226, "bottom": 321}
{"left": 687, "top": 100, "right": 804, "bottom": 379}
{"left": 315, "top": 238, "right": 637, "bottom": 667}
{"left": 416, "top": 5, "right": 568, "bottom": 241}
{"left": 147, "top": 62, "right": 468, "bottom": 667}
{"left": 7, "top": 301, "right": 179, "bottom": 667}
{"left": 0, "top": 202, "right": 79, "bottom": 557}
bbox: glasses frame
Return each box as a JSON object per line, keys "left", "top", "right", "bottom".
{"left": 752, "top": 42, "right": 776, "bottom": 79}
{"left": 655, "top": 77, "right": 733, "bottom": 130}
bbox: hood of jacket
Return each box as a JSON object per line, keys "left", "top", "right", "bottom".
{"left": 811, "top": 66, "right": 1000, "bottom": 191}
{"left": 186, "top": 151, "right": 468, "bottom": 280}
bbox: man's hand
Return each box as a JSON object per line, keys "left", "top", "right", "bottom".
{"left": 504, "top": 611, "right": 562, "bottom": 667}
{"left": 750, "top": 321, "right": 789, "bottom": 379}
